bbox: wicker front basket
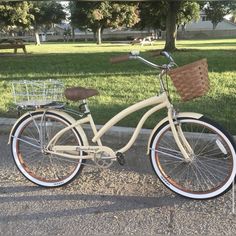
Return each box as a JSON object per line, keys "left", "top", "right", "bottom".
{"left": 168, "top": 58, "right": 209, "bottom": 101}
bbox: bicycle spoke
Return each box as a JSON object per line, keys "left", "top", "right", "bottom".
{"left": 12, "top": 112, "right": 84, "bottom": 186}
{"left": 151, "top": 118, "right": 235, "bottom": 198}
{"left": 155, "top": 149, "right": 184, "bottom": 161}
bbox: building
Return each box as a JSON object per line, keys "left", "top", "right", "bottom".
{"left": 178, "top": 11, "right": 236, "bottom": 39}
{"left": 183, "top": 11, "right": 236, "bottom": 31}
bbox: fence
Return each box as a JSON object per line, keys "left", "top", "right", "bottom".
{"left": 176, "top": 29, "right": 236, "bottom": 39}
{"left": 0, "top": 31, "right": 152, "bottom": 42}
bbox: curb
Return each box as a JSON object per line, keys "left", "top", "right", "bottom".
{"left": 2, "top": 117, "right": 236, "bottom": 173}
{"left": 0, "top": 117, "right": 151, "bottom": 147}
{"left": 0, "top": 118, "right": 16, "bottom": 134}
{"left": 2, "top": 117, "right": 236, "bottom": 146}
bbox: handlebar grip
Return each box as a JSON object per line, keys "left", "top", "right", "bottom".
{"left": 110, "top": 55, "right": 130, "bottom": 64}
{"left": 160, "top": 51, "right": 174, "bottom": 62}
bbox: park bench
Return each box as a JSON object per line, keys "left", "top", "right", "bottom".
{"left": 0, "top": 39, "right": 27, "bottom": 54}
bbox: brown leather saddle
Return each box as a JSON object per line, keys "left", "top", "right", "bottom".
{"left": 64, "top": 87, "right": 99, "bottom": 101}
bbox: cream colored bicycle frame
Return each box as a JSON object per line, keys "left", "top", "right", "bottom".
{"left": 46, "top": 91, "right": 192, "bottom": 161}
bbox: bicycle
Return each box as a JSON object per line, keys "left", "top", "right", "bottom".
{"left": 9, "top": 51, "right": 236, "bottom": 199}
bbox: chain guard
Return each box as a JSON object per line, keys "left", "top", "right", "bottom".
{"left": 93, "top": 151, "right": 114, "bottom": 168}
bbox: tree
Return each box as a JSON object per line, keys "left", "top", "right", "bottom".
{"left": 137, "top": 1, "right": 166, "bottom": 38}
{"left": 0, "top": 1, "right": 33, "bottom": 35}
{"left": 204, "top": 1, "right": 236, "bottom": 29}
{"left": 70, "top": 1, "right": 140, "bottom": 44}
{"left": 138, "top": 1, "right": 200, "bottom": 51}
{"left": 230, "top": 10, "right": 236, "bottom": 23}
{"left": 165, "top": 1, "right": 201, "bottom": 51}
{"left": 164, "top": 1, "right": 182, "bottom": 51}
{"left": 30, "top": 1, "right": 66, "bottom": 45}
{"left": 178, "top": 1, "right": 200, "bottom": 30}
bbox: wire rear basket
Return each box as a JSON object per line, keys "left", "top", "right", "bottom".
{"left": 12, "top": 80, "right": 64, "bottom": 107}
{"left": 168, "top": 59, "right": 209, "bottom": 101}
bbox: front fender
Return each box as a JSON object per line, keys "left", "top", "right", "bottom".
{"left": 146, "top": 112, "right": 203, "bottom": 155}
{"left": 8, "top": 109, "right": 89, "bottom": 147}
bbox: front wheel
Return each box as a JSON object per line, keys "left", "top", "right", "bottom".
{"left": 150, "top": 116, "right": 236, "bottom": 199}
{"left": 11, "top": 111, "right": 85, "bottom": 187}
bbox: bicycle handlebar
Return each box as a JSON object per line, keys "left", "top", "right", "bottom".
{"left": 110, "top": 54, "right": 130, "bottom": 64}
{"left": 160, "top": 51, "right": 174, "bottom": 63}
{"left": 110, "top": 50, "right": 176, "bottom": 69}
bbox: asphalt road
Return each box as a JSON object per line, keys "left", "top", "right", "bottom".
{"left": 0, "top": 133, "right": 236, "bottom": 235}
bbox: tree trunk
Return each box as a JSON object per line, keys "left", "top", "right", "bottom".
{"left": 34, "top": 30, "right": 41, "bottom": 45}
{"left": 96, "top": 27, "right": 102, "bottom": 45}
{"left": 212, "top": 22, "right": 218, "bottom": 30}
{"left": 164, "top": 1, "right": 181, "bottom": 51}
{"left": 85, "top": 29, "right": 88, "bottom": 42}
{"left": 72, "top": 26, "right": 75, "bottom": 42}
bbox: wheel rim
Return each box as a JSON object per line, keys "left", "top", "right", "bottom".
{"left": 12, "top": 113, "right": 83, "bottom": 186}
{"left": 151, "top": 119, "right": 236, "bottom": 198}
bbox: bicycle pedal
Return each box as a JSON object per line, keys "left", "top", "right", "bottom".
{"left": 116, "top": 152, "right": 125, "bottom": 165}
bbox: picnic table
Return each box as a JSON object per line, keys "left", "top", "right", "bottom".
{"left": 131, "top": 36, "right": 154, "bottom": 46}
{"left": 0, "top": 39, "right": 27, "bottom": 54}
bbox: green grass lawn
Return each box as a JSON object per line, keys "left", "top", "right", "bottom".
{"left": 0, "top": 38, "right": 236, "bottom": 134}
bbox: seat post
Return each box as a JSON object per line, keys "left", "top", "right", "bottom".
{"left": 79, "top": 99, "right": 90, "bottom": 115}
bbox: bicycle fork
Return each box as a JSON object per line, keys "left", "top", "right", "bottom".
{"left": 167, "top": 108, "right": 194, "bottom": 162}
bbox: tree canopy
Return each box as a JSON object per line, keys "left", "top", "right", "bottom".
{"left": 30, "top": 1, "right": 66, "bottom": 44}
{"left": 31, "top": 1, "right": 66, "bottom": 29}
{"left": 137, "top": 1, "right": 166, "bottom": 33}
{"left": 0, "top": 1, "right": 66, "bottom": 44}
{"left": 1, "top": 0, "right": 236, "bottom": 51}
{"left": 0, "top": 1, "right": 33, "bottom": 32}
{"left": 177, "top": 1, "right": 200, "bottom": 27}
{"left": 204, "top": 1, "right": 236, "bottom": 29}
{"left": 135, "top": 1, "right": 200, "bottom": 51}
{"left": 70, "top": 1, "right": 140, "bottom": 44}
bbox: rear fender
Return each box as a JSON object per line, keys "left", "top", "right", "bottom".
{"left": 8, "top": 109, "right": 89, "bottom": 146}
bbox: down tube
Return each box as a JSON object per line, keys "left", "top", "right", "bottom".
{"left": 92, "top": 94, "right": 168, "bottom": 143}
{"left": 117, "top": 102, "right": 167, "bottom": 153}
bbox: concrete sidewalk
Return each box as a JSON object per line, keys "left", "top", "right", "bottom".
{"left": 0, "top": 133, "right": 236, "bottom": 236}
{"left": 1, "top": 117, "right": 236, "bottom": 235}
{"left": 0, "top": 117, "right": 151, "bottom": 139}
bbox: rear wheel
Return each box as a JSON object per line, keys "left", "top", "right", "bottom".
{"left": 11, "top": 111, "right": 85, "bottom": 187}
{"left": 150, "top": 116, "right": 236, "bottom": 199}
